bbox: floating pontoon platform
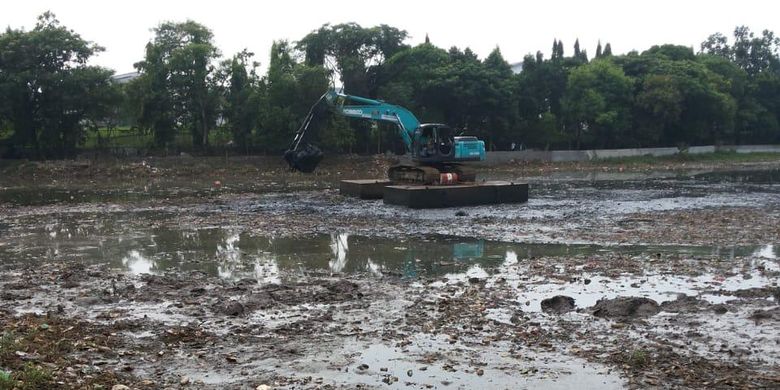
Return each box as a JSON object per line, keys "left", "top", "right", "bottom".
{"left": 339, "top": 179, "right": 393, "bottom": 199}
{"left": 340, "top": 179, "right": 528, "bottom": 208}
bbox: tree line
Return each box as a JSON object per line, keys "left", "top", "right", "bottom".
{"left": 1, "top": 12, "right": 779, "bottom": 158}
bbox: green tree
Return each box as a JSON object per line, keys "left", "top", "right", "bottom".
{"left": 479, "top": 47, "right": 517, "bottom": 148}
{"left": 515, "top": 52, "right": 570, "bottom": 148}
{"left": 377, "top": 43, "right": 451, "bottom": 152}
{"left": 296, "top": 23, "right": 409, "bottom": 153}
{"left": 257, "top": 41, "right": 302, "bottom": 150}
{"left": 574, "top": 39, "right": 581, "bottom": 58}
{"left": 297, "top": 23, "right": 408, "bottom": 97}
{"left": 425, "top": 46, "right": 513, "bottom": 148}
{"left": 257, "top": 41, "right": 343, "bottom": 152}
{"left": 701, "top": 26, "right": 780, "bottom": 76}
{"left": 629, "top": 52, "right": 737, "bottom": 146}
{"left": 732, "top": 26, "right": 780, "bottom": 76}
{"left": 644, "top": 44, "right": 695, "bottom": 61}
{"left": 634, "top": 74, "right": 683, "bottom": 145}
{"left": 752, "top": 73, "right": 780, "bottom": 142}
{"left": 700, "top": 32, "right": 730, "bottom": 58}
{"left": 131, "top": 20, "right": 220, "bottom": 148}
{"left": 562, "top": 59, "right": 634, "bottom": 148}
{"left": 0, "top": 12, "right": 117, "bottom": 158}
{"left": 699, "top": 26, "right": 780, "bottom": 143}
{"left": 603, "top": 43, "right": 613, "bottom": 56}
{"left": 217, "top": 49, "right": 261, "bottom": 151}
{"left": 378, "top": 42, "right": 449, "bottom": 117}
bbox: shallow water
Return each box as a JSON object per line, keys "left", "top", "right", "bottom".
{"left": 1, "top": 168, "right": 778, "bottom": 311}
{"left": 1, "top": 219, "right": 775, "bottom": 280}
{"left": 311, "top": 336, "right": 625, "bottom": 389}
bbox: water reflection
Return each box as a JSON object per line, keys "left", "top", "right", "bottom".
{"left": 504, "top": 250, "right": 518, "bottom": 266}
{"left": 216, "top": 233, "right": 242, "bottom": 278}
{"left": 1, "top": 221, "right": 776, "bottom": 282}
{"left": 366, "top": 258, "right": 382, "bottom": 276}
{"left": 753, "top": 244, "right": 779, "bottom": 272}
{"left": 252, "top": 252, "right": 281, "bottom": 284}
{"left": 329, "top": 233, "right": 349, "bottom": 273}
{"left": 122, "top": 250, "right": 154, "bottom": 274}
{"left": 754, "top": 244, "right": 777, "bottom": 259}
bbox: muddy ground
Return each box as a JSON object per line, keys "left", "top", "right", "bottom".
{"left": 1, "top": 156, "right": 779, "bottom": 389}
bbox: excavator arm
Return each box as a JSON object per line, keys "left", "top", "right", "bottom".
{"left": 326, "top": 90, "right": 418, "bottom": 150}
{"left": 284, "top": 89, "right": 421, "bottom": 172}
{"left": 283, "top": 92, "right": 330, "bottom": 172}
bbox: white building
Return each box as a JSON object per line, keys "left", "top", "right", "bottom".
{"left": 112, "top": 71, "right": 140, "bottom": 84}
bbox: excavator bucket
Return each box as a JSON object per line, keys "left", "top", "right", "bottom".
{"left": 284, "top": 93, "right": 329, "bottom": 173}
{"left": 284, "top": 142, "right": 323, "bottom": 173}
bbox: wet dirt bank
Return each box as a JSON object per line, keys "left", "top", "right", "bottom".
{"left": 1, "top": 158, "right": 779, "bottom": 388}
{"left": 0, "top": 255, "right": 777, "bottom": 389}
{"left": 2, "top": 153, "right": 780, "bottom": 189}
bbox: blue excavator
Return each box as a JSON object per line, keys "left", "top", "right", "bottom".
{"left": 284, "top": 89, "right": 486, "bottom": 184}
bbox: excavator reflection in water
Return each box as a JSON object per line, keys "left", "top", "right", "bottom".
{"left": 327, "top": 233, "right": 488, "bottom": 278}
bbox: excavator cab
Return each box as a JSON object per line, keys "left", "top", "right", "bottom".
{"left": 414, "top": 124, "right": 455, "bottom": 163}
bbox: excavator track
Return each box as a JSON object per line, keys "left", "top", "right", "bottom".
{"left": 387, "top": 165, "right": 441, "bottom": 185}
{"left": 387, "top": 163, "right": 476, "bottom": 185}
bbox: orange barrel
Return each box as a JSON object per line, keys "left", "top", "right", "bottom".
{"left": 439, "top": 173, "right": 459, "bottom": 185}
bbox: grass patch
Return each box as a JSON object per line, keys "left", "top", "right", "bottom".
{"left": 0, "top": 314, "right": 134, "bottom": 389}
{"left": 627, "top": 349, "right": 649, "bottom": 368}
{"left": 0, "top": 332, "right": 52, "bottom": 389}
{"left": 0, "top": 370, "right": 13, "bottom": 390}
{"left": 0, "top": 332, "right": 16, "bottom": 361}
{"left": 15, "top": 364, "right": 51, "bottom": 390}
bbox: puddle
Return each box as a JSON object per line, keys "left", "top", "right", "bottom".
{"left": 1, "top": 221, "right": 775, "bottom": 281}
{"left": 295, "top": 335, "right": 624, "bottom": 390}
{"left": 1, "top": 167, "right": 778, "bottom": 318}
{"left": 2, "top": 216, "right": 777, "bottom": 320}
{"left": 450, "top": 243, "right": 777, "bottom": 312}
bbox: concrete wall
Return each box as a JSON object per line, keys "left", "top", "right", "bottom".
{"left": 479, "top": 144, "right": 780, "bottom": 165}
{"left": 722, "top": 145, "right": 780, "bottom": 154}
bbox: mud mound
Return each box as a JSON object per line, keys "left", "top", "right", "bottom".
{"left": 243, "top": 280, "right": 363, "bottom": 312}
{"left": 732, "top": 286, "right": 780, "bottom": 300}
{"left": 323, "top": 280, "right": 359, "bottom": 294}
{"left": 750, "top": 307, "right": 780, "bottom": 323}
{"left": 591, "top": 297, "right": 660, "bottom": 319}
{"left": 160, "top": 325, "right": 216, "bottom": 345}
{"left": 659, "top": 294, "right": 710, "bottom": 313}
{"left": 541, "top": 295, "right": 576, "bottom": 314}
{"left": 215, "top": 300, "right": 245, "bottom": 316}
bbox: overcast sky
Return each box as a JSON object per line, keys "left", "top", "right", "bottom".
{"left": 2, "top": 0, "right": 778, "bottom": 74}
